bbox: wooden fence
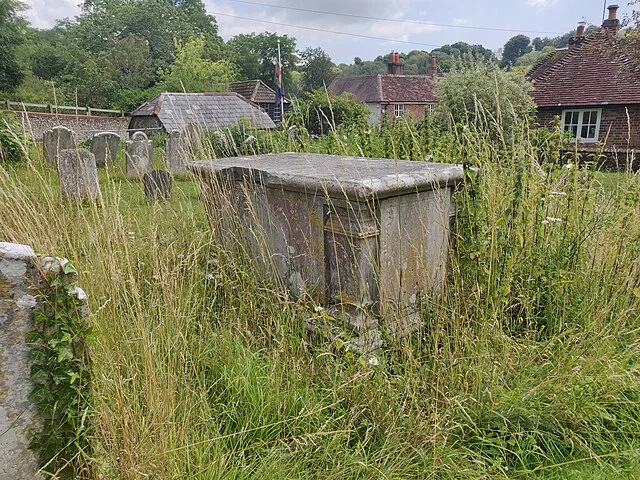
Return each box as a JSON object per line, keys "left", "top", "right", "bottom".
{"left": 2, "top": 100, "right": 125, "bottom": 117}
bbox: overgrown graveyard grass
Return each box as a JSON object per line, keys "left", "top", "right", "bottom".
{"left": 1, "top": 118, "right": 640, "bottom": 479}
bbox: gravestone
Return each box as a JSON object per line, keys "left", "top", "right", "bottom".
{"left": 126, "top": 131, "right": 152, "bottom": 179}
{"left": 165, "top": 130, "right": 188, "bottom": 174}
{"left": 91, "top": 132, "right": 120, "bottom": 166}
{"left": 43, "top": 126, "right": 75, "bottom": 164}
{"left": 143, "top": 170, "right": 173, "bottom": 200}
{"left": 190, "top": 153, "right": 464, "bottom": 351}
{"left": 57, "top": 148, "right": 101, "bottom": 201}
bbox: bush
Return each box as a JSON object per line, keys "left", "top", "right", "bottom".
{"left": 0, "top": 112, "right": 28, "bottom": 163}
{"left": 288, "top": 89, "right": 370, "bottom": 135}
{"left": 435, "top": 64, "right": 535, "bottom": 142}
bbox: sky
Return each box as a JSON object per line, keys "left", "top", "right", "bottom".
{"left": 21, "top": 1, "right": 633, "bottom": 64}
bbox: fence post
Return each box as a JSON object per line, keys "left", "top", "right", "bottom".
{"left": 87, "top": 106, "right": 92, "bottom": 116}
{"left": 4, "top": 100, "right": 10, "bottom": 111}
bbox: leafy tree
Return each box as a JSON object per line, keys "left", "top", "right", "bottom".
{"left": 73, "top": 0, "right": 223, "bottom": 69}
{"left": 107, "top": 36, "right": 154, "bottom": 91}
{"left": 515, "top": 45, "right": 555, "bottom": 69}
{"left": 299, "top": 47, "right": 336, "bottom": 92}
{"left": 158, "top": 36, "right": 237, "bottom": 93}
{"left": 289, "top": 89, "right": 369, "bottom": 135}
{"left": 0, "top": 0, "right": 26, "bottom": 92}
{"left": 227, "top": 32, "right": 297, "bottom": 90}
{"left": 430, "top": 42, "right": 496, "bottom": 72}
{"left": 435, "top": 64, "right": 535, "bottom": 140}
{"left": 501, "top": 35, "right": 532, "bottom": 68}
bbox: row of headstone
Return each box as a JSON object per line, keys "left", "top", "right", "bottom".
{"left": 42, "top": 127, "right": 190, "bottom": 176}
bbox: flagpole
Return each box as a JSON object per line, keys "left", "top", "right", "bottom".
{"left": 277, "top": 40, "right": 284, "bottom": 121}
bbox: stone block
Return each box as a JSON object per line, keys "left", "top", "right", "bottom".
{"left": 42, "top": 126, "right": 75, "bottom": 164}
{"left": 143, "top": 170, "right": 173, "bottom": 200}
{"left": 91, "top": 132, "right": 120, "bottom": 166}
{"left": 126, "top": 131, "right": 152, "bottom": 179}
{"left": 57, "top": 148, "right": 101, "bottom": 202}
{"left": 190, "top": 153, "right": 463, "bottom": 350}
{"left": 165, "top": 130, "right": 188, "bottom": 174}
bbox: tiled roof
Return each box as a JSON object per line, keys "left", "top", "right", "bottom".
{"left": 229, "top": 80, "right": 288, "bottom": 104}
{"left": 529, "top": 30, "right": 640, "bottom": 107}
{"left": 131, "top": 92, "right": 275, "bottom": 131}
{"left": 330, "top": 75, "right": 438, "bottom": 104}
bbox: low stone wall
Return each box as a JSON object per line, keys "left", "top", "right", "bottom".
{"left": 0, "top": 242, "right": 89, "bottom": 479}
{"left": 8, "top": 110, "right": 130, "bottom": 142}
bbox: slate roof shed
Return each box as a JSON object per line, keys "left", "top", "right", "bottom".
{"left": 128, "top": 92, "right": 275, "bottom": 136}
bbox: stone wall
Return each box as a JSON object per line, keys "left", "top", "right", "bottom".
{"left": 0, "top": 242, "right": 88, "bottom": 479}
{"left": 9, "top": 110, "right": 130, "bottom": 142}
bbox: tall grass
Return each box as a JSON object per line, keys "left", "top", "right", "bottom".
{"left": 1, "top": 109, "right": 639, "bottom": 478}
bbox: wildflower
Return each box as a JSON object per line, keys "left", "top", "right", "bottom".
{"left": 562, "top": 163, "right": 574, "bottom": 170}
{"left": 367, "top": 356, "right": 379, "bottom": 366}
{"left": 314, "top": 306, "right": 325, "bottom": 313}
{"left": 545, "top": 217, "right": 563, "bottom": 224}
{"left": 542, "top": 220, "right": 549, "bottom": 225}
{"left": 127, "top": 231, "right": 135, "bottom": 240}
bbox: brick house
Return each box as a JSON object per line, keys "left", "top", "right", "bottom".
{"left": 329, "top": 53, "right": 438, "bottom": 122}
{"left": 528, "top": 5, "right": 640, "bottom": 157}
{"left": 229, "top": 80, "right": 290, "bottom": 122}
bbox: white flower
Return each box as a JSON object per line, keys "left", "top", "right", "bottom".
{"left": 562, "top": 163, "right": 574, "bottom": 170}
{"left": 314, "top": 306, "right": 324, "bottom": 313}
{"left": 542, "top": 220, "right": 550, "bottom": 225}
{"left": 546, "top": 217, "right": 563, "bottom": 223}
{"left": 367, "top": 356, "right": 379, "bottom": 366}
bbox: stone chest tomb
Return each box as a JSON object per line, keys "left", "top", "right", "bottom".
{"left": 190, "top": 153, "right": 463, "bottom": 349}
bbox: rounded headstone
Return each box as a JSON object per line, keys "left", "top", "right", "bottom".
{"left": 91, "top": 132, "right": 120, "bottom": 166}
{"left": 57, "top": 148, "right": 100, "bottom": 201}
{"left": 126, "top": 131, "right": 152, "bottom": 179}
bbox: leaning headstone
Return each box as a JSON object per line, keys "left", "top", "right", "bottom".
{"left": 126, "top": 131, "right": 152, "bottom": 179}
{"left": 43, "top": 126, "right": 75, "bottom": 164}
{"left": 143, "top": 170, "right": 173, "bottom": 200}
{"left": 57, "top": 148, "right": 101, "bottom": 201}
{"left": 91, "top": 132, "right": 120, "bottom": 166}
{"left": 165, "top": 130, "right": 189, "bottom": 174}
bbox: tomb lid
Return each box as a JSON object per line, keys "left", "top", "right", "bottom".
{"left": 189, "top": 153, "right": 464, "bottom": 201}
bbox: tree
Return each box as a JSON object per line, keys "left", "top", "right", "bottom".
{"left": 299, "top": 47, "right": 336, "bottom": 92}
{"left": 501, "top": 35, "right": 532, "bottom": 68}
{"left": 158, "top": 36, "right": 237, "bottom": 93}
{"left": 289, "top": 89, "right": 369, "bottom": 135}
{"left": 435, "top": 64, "right": 535, "bottom": 140}
{"left": 227, "top": 32, "right": 297, "bottom": 91}
{"left": 0, "top": 0, "right": 26, "bottom": 92}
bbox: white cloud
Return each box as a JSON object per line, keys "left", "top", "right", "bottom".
{"left": 21, "top": 0, "right": 82, "bottom": 28}
{"left": 527, "top": 0, "right": 558, "bottom": 7}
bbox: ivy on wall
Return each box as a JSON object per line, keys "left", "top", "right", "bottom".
{"left": 28, "top": 259, "right": 92, "bottom": 477}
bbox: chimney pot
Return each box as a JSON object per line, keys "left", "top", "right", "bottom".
{"left": 576, "top": 24, "right": 585, "bottom": 36}
{"left": 608, "top": 4, "right": 619, "bottom": 21}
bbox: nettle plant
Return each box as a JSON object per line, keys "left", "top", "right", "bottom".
{"left": 28, "top": 259, "right": 92, "bottom": 477}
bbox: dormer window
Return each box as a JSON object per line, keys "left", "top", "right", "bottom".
{"left": 562, "top": 109, "right": 601, "bottom": 142}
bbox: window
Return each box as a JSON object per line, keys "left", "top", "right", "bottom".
{"left": 426, "top": 103, "right": 436, "bottom": 115}
{"left": 394, "top": 103, "right": 404, "bottom": 118}
{"left": 562, "top": 109, "right": 601, "bottom": 142}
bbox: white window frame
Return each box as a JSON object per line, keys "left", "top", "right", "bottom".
{"left": 394, "top": 103, "right": 404, "bottom": 118}
{"left": 426, "top": 103, "right": 436, "bottom": 115}
{"left": 561, "top": 108, "right": 602, "bottom": 143}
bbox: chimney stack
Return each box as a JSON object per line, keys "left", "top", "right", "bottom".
{"left": 576, "top": 23, "right": 585, "bottom": 36}
{"left": 387, "top": 52, "right": 404, "bottom": 75}
{"left": 602, "top": 4, "right": 620, "bottom": 33}
{"left": 431, "top": 55, "right": 437, "bottom": 75}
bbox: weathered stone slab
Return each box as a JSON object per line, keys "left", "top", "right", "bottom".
{"left": 57, "top": 148, "right": 101, "bottom": 201}
{"left": 143, "top": 170, "right": 173, "bottom": 200}
{"left": 126, "top": 131, "right": 152, "bottom": 179}
{"left": 0, "top": 243, "right": 40, "bottom": 479}
{"left": 189, "top": 153, "right": 464, "bottom": 350}
{"left": 165, "top": 130, "right": 188, "bottom": 174}
{"left": 91, "top": 132, "right": 120, "bottom": 166}
{"left": 42, "top": 126, "right": 75, "bottom": 164}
